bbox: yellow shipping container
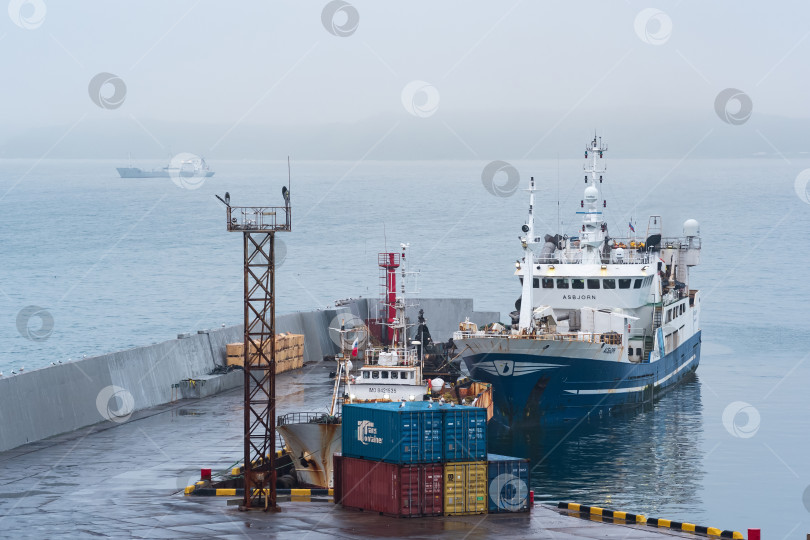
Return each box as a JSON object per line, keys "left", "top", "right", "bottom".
{"left": 443, "top": 462, "right": 488, "bottom": 516}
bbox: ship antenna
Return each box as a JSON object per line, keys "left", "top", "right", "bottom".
{"left": 287, "top": 155, "right": 291, "bottom": 194}
{"left": 518, "top": 177, "right": 537, "bottom": 331}
{"left": 556, "top": 153, "right": 560, "bottom": 236}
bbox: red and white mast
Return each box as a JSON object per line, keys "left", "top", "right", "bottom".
{"left": 378, "top": 251, "right": 401, "bottom": 344}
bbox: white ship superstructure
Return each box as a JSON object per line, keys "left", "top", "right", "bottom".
{"left": 346, "top": 245, "right": 428, "bottom": 401}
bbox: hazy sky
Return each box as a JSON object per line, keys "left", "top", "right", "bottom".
{"left": 1, "top": 1, "right": 809, "bottom": 158}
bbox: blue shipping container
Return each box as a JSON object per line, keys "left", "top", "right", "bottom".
{"left": 342, "top": 402, "right": 443, "bottom": 464}
{"left": 486, "top": 453, "right": 530, "bottom": 513}
{"left": 442, "top": 405, "right": 487, "bottom": 461}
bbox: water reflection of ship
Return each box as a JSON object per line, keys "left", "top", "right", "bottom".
{"left": 489, "top": 376, "right": 704, "bottom": 517}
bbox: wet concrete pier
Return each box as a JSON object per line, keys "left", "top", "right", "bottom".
{"left": 0, "top": 359, "right": 696, "bottom": 538}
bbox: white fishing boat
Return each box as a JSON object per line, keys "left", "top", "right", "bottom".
{"left": 277, "top": 244, "right": 491, "bottom": 487}
{"left": 454, "top": 136, "right": 702, "bottom": 426}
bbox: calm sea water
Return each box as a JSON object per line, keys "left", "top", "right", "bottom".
{"left": 1, "top": 158, "right": 809, "bottom": 536}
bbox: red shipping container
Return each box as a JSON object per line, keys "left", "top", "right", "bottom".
{"left": 333, "top": 454, "right": 343, "bottom": 504}
{"left": 338, "top": 456, "right": 443, "bottom": 517}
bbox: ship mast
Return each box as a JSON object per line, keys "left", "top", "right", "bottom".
{"left": 518, "top": 177, "right": 538, "bottom": 331}
{"left": 580, "top": 135, "right": 608, "bottom": 264}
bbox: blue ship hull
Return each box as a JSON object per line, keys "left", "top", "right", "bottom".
{"left": 463, "top": 331, "right": 701, "bottom": 426}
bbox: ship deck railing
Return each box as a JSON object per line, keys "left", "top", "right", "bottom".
{"left": 453, "top": 330, "right": 622, "bottom": 345}
{"left": 226, "top": 205, "right": 291, "bottom": 232}
{"left": 608, "top": 235, "right": 701, "bottom": 249}
{"left": 541, "top": 235, "right": 700, "bottom": 265}
{"left": 362, "top": 348, "right": 419, "bottom": 367}
{"left": 277, "top": 412, "right": 340, "bottom": 427}
{"left": 544, "top": 253, "right": 653, "bottom": 265}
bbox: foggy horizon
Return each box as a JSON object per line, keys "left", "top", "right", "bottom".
{"left": 2, "top": 2, "right": 809, "bottom": 160}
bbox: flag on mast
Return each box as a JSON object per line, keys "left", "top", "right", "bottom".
{"left": 629, "top": 220, "right": 635, "bottom": 233}
{"left": 351, "top": 337, "right": 359, "bottom": 357}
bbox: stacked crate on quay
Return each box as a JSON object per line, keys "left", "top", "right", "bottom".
{"left": 337, "top": 402, "right": 444, "bottom": 517}
{"left": 442, "top": 461, "right": 488, "bottom": 515}
{"left": 439, "top": 404, "right": 488, "bottom": 516}
{"left": 486, "top": 454, "right": 530, "bottom": 514}
{"left": 442, "top": 406, "right": 487, "bottom": 461}
{"left": 333, "top": 454, "right": 443, "bottom": 517}
{"left": 225, "top": 333, "right": 304, "bottom": 373}
{"left": 341, "top": 401, "right": 444, "bottom": 464}
{"left": 336, "top": 401, "right": 498, "bottom": 517}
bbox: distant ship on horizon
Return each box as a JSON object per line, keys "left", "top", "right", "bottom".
{"left": 116, "top": 155, "right": 215, "bottom": 179}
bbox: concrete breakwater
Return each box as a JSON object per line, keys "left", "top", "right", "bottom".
{"left": 0, "top": 298, "right": 498, "bottom": 453}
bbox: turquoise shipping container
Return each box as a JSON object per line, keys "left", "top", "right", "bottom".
{"left": 442, "top": 405, "right": 487, "bottom": 461}
{"left": 341, "top": 402, "right": 443, "bottom": 464}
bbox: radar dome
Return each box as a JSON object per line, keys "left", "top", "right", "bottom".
{"left": 683, "top": 219, "right": 700, "bottom": 237}
{"left": 584, "top": 186, "right": 598, "bottom": 201}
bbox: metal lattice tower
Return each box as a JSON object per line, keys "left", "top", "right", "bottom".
{"left": 223, "top": 200, "right": 291, "bottom": 510}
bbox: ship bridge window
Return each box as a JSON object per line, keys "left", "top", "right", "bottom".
{"left": 533, "top": 278, "right": 540, "bottom": 288}
{"left": 636, "top": 348, "right": 642, "bottom": 357}
{"left": 391, "top": 371, "right": 398, "bottom": 379}
{"left": 619, "top": 279, "right": 631, "bottom": 289}
{"left": 381, "top": 371, "right": 389, "bottom": 379}
{"left": 587, "top": 279, "right": 600, "bottom": 289}
{"left": 633, "top": 279, "right": 643, "bottom": 289}
{"left": 542, "top": 278, "right": 554, "bottom": 289}
{"left": 556, "top": 278, "right": 569, "bottom": 289}
{"left": 603, "top": 279, "right": 616, "bottom": 289}
{"left": 363, "top": 371, "right": 370, "bottom": 379}
{"left": 372, "top": 371, "right": 379, "bottom": 379}
{"left": 572, "top": 279, "right": 585, "bottom": 289}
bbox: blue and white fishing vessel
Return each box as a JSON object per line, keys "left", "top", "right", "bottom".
{"left": 454, "top": 137, "right": 702, "bottom": 425}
